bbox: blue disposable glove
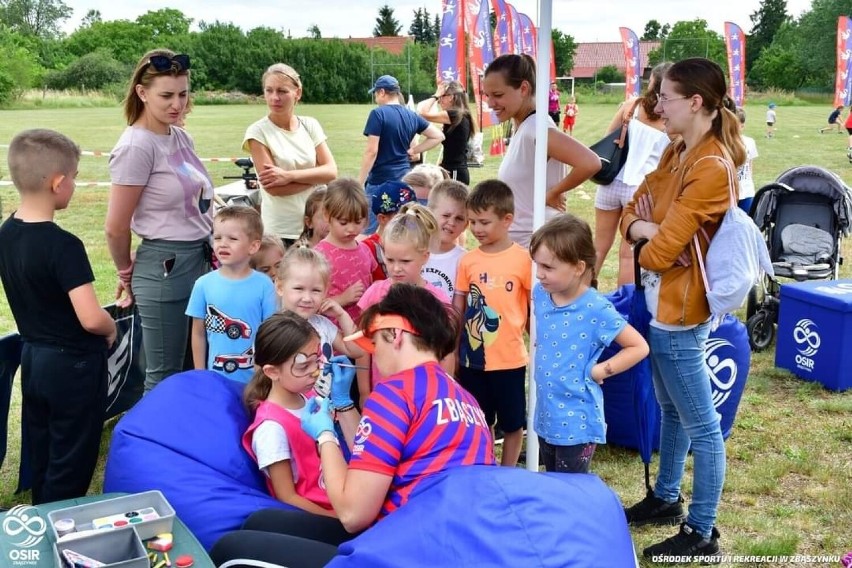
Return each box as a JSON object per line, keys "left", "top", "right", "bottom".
{"left": 327, "top": 355, "right": 355, "bottom": 409}
{"left": 301, "top": 396, "right": 335, "bottom": 441}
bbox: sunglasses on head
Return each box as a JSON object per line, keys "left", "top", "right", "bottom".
{"left": 148, "top": 54, "right": 191, "bottom": 72}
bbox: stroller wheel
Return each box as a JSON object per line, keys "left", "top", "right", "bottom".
{"left": 747, "top": 310, "right": 775, "bottom": 351}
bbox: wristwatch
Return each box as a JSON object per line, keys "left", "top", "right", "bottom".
{"left": 317, "top": 431, "right": 340, "bottom": 447}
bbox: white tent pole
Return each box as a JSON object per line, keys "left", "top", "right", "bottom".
{"left": 526, "top": 0, "right": 552, "bottom": 473}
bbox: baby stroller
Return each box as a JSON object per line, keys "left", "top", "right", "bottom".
{"left": 746, "top": 166, "right": 852, "bottom": 350}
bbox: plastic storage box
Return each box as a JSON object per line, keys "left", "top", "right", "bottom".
{"left": 776, "top": 279, "right": 852, "bottom": 391}
{"left": 54, "top": 526, "right": 147, "bottom": 568}
{"left": 48, "top": 490, "right": 175, "bottom": 543}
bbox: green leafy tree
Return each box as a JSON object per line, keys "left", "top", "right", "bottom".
{"left": 0, "top": 0, "right": 72, "bottom": 38}
{"left": 307, "top": 24, "right": 321, "bottom": 39}
{"left": 749, "top": 22, "right": 805, "bottom": 89}
{"left": 747, "top": 0, "right": 789, "bottom": 72}
{"left": 65, "top": 19, "right": 155, "bottom": 64}
{"left": 647, "top": 19, "right": 726, "bottom": 70}
{"left": 0, "top": 27, "right": 41, "bottom": 100}
{"left": 136, "top": 8, "right": 192, "bottom": 38}
{"left": 409, "top": 8, "right": 426, "bottom": 42}
{"left": 551, "top": 28, "right": 577, "bottom": 76}
{"left": 44, "top": 48, "right": 125, "bottom": 90}
{"left": 642, "top": 20, "right": 662, "bottom": 40}
{"left": 374, "top": 4, "right": 402, "bottom": 37}
{"left": 80, "top": 8, "right": 100, "bottom": 27}
{"left": 597, "top": 65, "right": 625, "bottom": 83}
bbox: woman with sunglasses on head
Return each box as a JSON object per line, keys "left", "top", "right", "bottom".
{"left": 244, "top": 64, "right": 338, "bottom": 247}
{"left": 416, "top": 80, "right": 475, "bottom": 184}
{"left": 211, "top": 283, "right": 496, "bottom": 568}
{"left": 594, "top": 62, "right": 672, "bottom": 287}
{"left": 106, "top": 49, "right": 213, "bottom": 393}
{"left": 621, "top": 58, "right": 746, "bottom": 562}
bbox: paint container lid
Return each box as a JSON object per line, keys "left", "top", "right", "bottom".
{"left": 54, "top": 518, "right": 75, "bottom": 536}
{"left": 175, "top": 554, "right": 194, "bottom": 567}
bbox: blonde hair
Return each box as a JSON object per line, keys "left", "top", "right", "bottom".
{"left": 250, "top": 235, "right": 286, "bottom": 271}
{"left": 123, "top": 48, "right": 190, "bottom": 126}
{"left": 262, "top": 63, "right": 302, "bottom": 90}
{"left": 428, "top": 179, "right": 469, "bottom": 208}
{"left": 402, "top": 164, "right": 447, "bottom": 193}
{"left": 8, "top": 129, "right": 80, "bottom": 194}
{"left": 323, "top": 178, "right": 368, "bottom": 222}
{"left": 277, "top": 245, "right": 331, "bottom": 288}
{"left": 382, "top": 202, "right": 438, "bottom": 253}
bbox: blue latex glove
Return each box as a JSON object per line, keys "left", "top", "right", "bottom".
{"left": 301, "top": 396, "right": 335, "bottom": 441}
{"left": 327, "top": 355, "right": 355, "bottom": 409}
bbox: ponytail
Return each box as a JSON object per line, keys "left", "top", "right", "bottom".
{"left": 715, "top": 97, "right": 746, "bottom": 168}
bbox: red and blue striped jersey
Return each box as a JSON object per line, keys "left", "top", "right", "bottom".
{"left": 349, "top": 361, "right": 496, "bottom": 518}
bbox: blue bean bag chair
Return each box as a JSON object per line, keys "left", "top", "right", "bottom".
{"left": 328, "top": 465, "right": 636, "bottom": 568}
{"left": 103, "top": 370, "right": 293, "bottom": 550}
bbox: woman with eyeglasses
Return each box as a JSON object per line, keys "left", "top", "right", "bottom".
{"left": 416, "top": 80, "right": 475, "bottom": 184}
{"left": 244, "top": 63, "right": 338, "bottom": 247}
{"left": 210, "top": 283, "right": 496, "bottom": 567}
{"left": 621, "top": 58, "right": 746, "bottom": 562}
{"left": 106, "top": 48, "right": 213, "bottom": 393}
{"left": 594, "top": 62, "right": 672, "bottom": 287}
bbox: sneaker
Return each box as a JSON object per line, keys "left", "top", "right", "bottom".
{"left": 624, "top": 489, "right": 686, "bottom": 526}
{"left": 643, "top": 523, "right": 721, "bottom": 563}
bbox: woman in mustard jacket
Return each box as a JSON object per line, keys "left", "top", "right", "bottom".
{"left": 620, "top": 58, "right": 746, "bottom": 562}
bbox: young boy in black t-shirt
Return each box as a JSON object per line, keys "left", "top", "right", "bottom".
{"left": 0, "top": 129, "right": 116, "bottom": 504}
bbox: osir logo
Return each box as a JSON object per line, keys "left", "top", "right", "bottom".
{"left": 2, "top": 506, "right": 45, "bottom": 548}
{"left": 793, "top": 319, "right": 821, "bottom": 357}
{"left": 705, "top": 338, "right": 738, "bottom": 408}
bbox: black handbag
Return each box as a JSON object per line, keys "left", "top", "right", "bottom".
{"left": 589, "top": 100, "right": 638, "bottom": 185}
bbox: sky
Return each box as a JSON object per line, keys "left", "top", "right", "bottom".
{"left": 61, "top": 0, "right": 814, "bottom": 42}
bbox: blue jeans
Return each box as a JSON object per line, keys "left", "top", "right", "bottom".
{"left": 648, "top": 322, "right": 725, "bottom": 539}
{"left": 363, "top": 183, "right": 381, "bottom": 235}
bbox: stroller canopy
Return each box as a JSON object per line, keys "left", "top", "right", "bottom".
{"left": 753, "top": 165, "right": 852, "bottom": 237}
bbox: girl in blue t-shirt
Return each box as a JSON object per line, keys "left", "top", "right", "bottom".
{"left": 529, "top": 215, "right": 649, "bottom": 473}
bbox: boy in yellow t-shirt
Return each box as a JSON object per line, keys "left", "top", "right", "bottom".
{"left": 453, "top": 180, "right": 532, "bottom": 467}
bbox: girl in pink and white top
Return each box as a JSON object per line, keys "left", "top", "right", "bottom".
{"left": 242, "top": 312, "right": 360, "bottom": 516}
{"left": 356, "top": 203, "right": 450, "bottom": 405}
{"left": 106, "top": 49, "right": 214, "bottom": 393}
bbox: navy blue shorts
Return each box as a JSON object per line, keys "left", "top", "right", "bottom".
{"left": 457, "top": 366, "right": 526, "bottom": 432}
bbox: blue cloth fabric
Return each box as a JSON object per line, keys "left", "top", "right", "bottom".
{"left": 649, "top": 322, "right": 726, "bottom": 539}
{"left": 363, "top": 105, "right": 428, "bottom": 186}
{"left": 104, "top": 370, "right": 294, "bottom": 550}
{"left": 186, "top": 270, "right": 277, "bottom": 383}
{"left": 327, "top": 465, "right": 636, "bottom": 568}
{"left": 533, "top": 285, "right": 626, "bottom": 445}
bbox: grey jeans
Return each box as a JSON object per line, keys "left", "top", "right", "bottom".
{"left": 132, "top": 238, "right": 208, "bottom": 392}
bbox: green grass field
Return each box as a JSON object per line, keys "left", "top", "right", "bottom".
{"left": 0, "top": 102, "right": 851, "bottom": 566}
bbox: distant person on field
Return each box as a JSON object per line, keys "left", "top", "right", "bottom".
{"left": 106, "top": 49, "right": 213, "bottom": 393}
{"left": 0, "top": 129, "right": 117, "bottom": 504}
{"left": 765, "top": 102, "right": 776, "bottom": 138}
{"left": 244, "top": 63, "right": 338, "bottom": 247}
{"left": 845, "top": 110, "right": 852, "bottom": 162}
{"left": 548, "top": 81, "right": 561, "bottom": 125}
{"left": 416, "top": 80, "right": 475, "bottom": 184}
{"left": 819, "top": 105, "right": 844, "bottom": 134}
{"left": 358, "top": 74, "right": 444, "bottom": 234}
{"left": 186, "top": 206, "right": 277, "bottom": 384}
{"left": 735, "top": 107, "right": 759, "bottom": 214}
{"left": 562, "top": 95, "right": 579, "bottom": 136}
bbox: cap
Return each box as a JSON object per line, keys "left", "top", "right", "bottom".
{"left": 768, "top": 102, "right": 776, "bottom": 109}
{"left": 369, "top": 75, "right": 400, "bottom": 94}
{"left": 371, "top": 181, "right": 416, "bottom": 215}
{"left": 343, "top": 314, "right": 419, "bottom": 354}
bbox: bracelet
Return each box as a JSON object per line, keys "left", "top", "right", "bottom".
{"left": 334, "top": 403, "right": 356, "bottom": 413}
{"left": 317, "top": 431, "right": 339, "bottom": 447}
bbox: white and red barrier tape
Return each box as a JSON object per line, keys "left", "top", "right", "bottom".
{"left": 0, "top": 143, "right": 242, "bottom": 163}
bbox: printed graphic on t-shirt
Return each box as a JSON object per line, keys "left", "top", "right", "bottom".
{"left": 461, "top": 283, "right": 500, "bottom": 368}
{"left": 205, "top": 305, "right": 252, "bottom": 339}
{"left": 213, "top": 347, "right": 254, "bottom": 374}
{"left": 167, "top": 146, "right": 214, "bottom": 218}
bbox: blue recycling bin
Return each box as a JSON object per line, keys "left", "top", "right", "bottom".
{"left": 776, "top": 279, "right": 852, "bottom": 392}
{"left": 601, "top": 286, "right": 751, "bottom": 451}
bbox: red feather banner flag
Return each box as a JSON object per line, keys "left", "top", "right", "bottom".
{"left": 466, "top": 0, "right": 499, "bottom": 128}
{"left": 490, "top": 0, "right": 513, "bottom": 56}
{"left": 834, "top": 16, "right": 852, "bottom": 107}
{"left": 724, "top": 22, "right": 746, "bottom": 107}
{"left": 619, "top": 27, "right": 641, "bottom": 99}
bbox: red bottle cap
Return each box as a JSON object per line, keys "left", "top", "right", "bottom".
{"left": 175, "top": 555, "right": 194, "bottom": 568}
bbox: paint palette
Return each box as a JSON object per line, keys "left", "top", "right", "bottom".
{"left": 92, "top": 508, "right": 160, "bottom": 531}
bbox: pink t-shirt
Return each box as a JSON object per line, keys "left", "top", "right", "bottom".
{"left": 358, "top": 279, "right": 450, "bottom": 387}
{"left": 109, "top": 126, "right": 214, "bottom": 241}
{"left": 315, "top": 240, "right": 377, "bottom": 322}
